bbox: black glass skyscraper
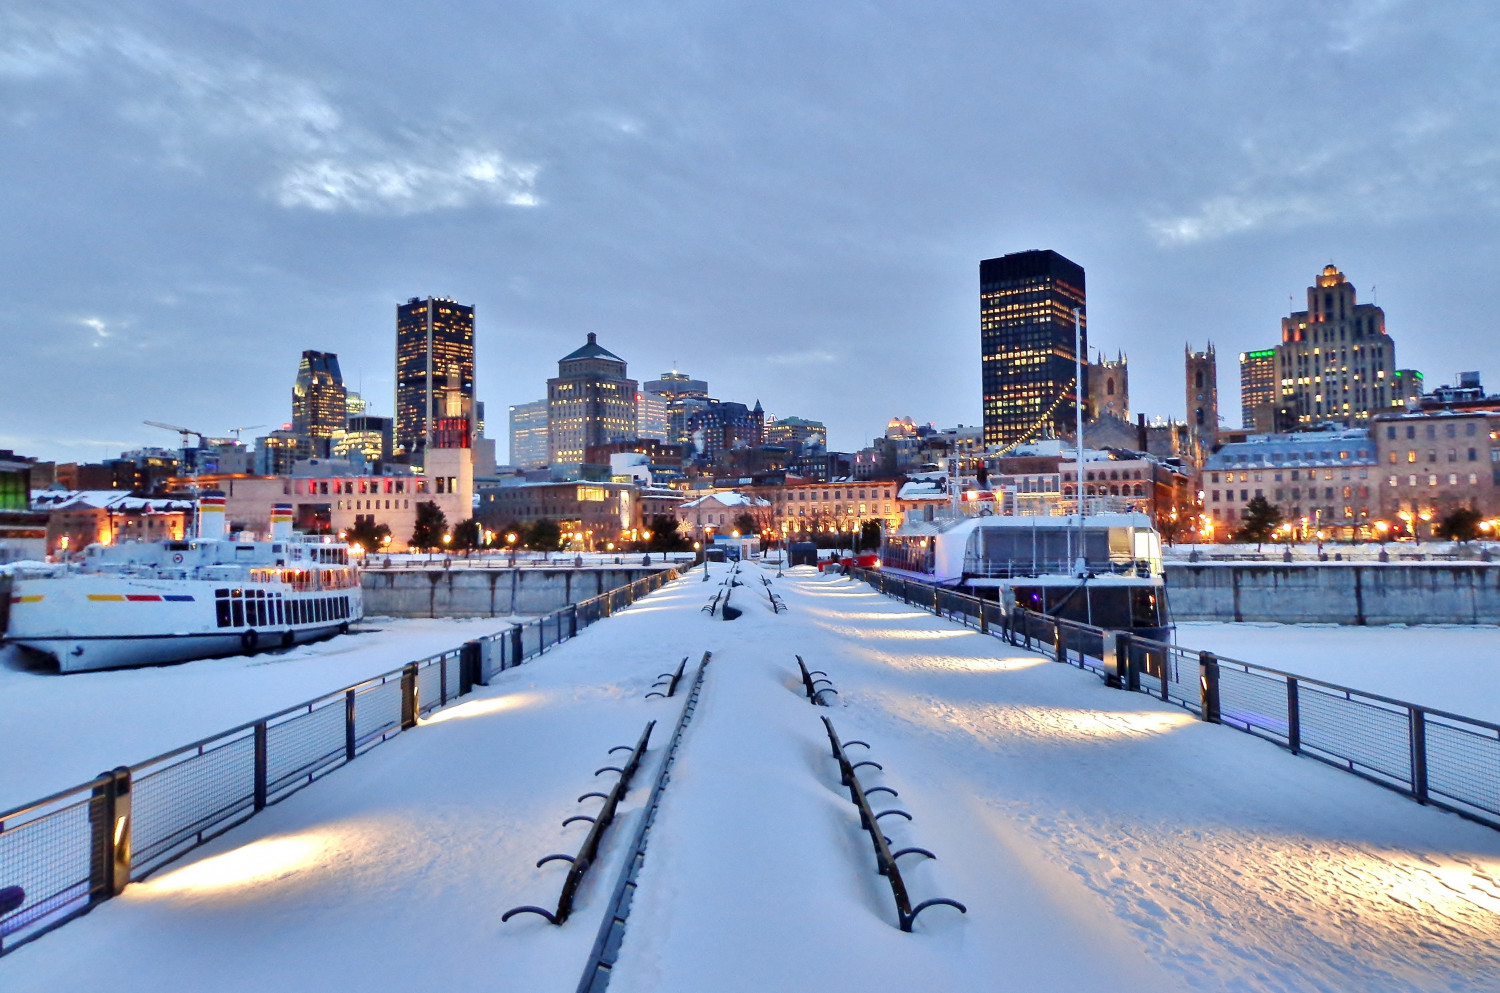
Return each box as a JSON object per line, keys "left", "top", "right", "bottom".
{"left": 979, "top": 250, "right": 1086, "bottom": 450}
{"left": 395, "top": 297, "right": 475, "bottom": 455}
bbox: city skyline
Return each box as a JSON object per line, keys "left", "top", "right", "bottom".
{"left": 3, "top": 4, "right": 1499, "bottom": 464}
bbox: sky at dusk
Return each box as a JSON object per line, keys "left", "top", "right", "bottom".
{"left": 2, "top": 1, "right": 1498, "bottom": 465}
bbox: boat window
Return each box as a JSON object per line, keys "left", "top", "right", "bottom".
{"left": 215, "top": 594, "right": 231, "bottom": 628}
{"left": 231, "top": 597, "right": 244, "bottom": 627}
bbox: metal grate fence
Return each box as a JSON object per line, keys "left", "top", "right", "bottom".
{"left": 853, "top": 567, "right": 1500, "bottom": 834}
{"left": 0, "top": 565, "right": 679, "bottom": 956}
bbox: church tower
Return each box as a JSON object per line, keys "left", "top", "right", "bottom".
{"left": 1186, "top": 343, "right": 1219, "bottom": 458}
{"left": 1087, "top": 350, "right": 1129, "bottom": 423}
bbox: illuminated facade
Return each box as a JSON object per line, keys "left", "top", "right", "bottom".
{"left": 1374, "top": 411, "right": 1500, "bottom": 537}
{"left": 642, "top": 370, "right": 710, "bottom": 444}
{"left": 333, "top": 415, "right": 394, "bottom": 462}
{"left": 1275, "top": 265, "right": 1396, "bottom": 426}
{"left": 980, "top": 250, "right": 1087, "bottom": 450}
{"left": 547, "top": 334, "right": 638, "bottom": 466}
{"left": 291, "top": 351, "right": 348, "bottom": 447}
{"left": 508, "top": 399, "right": 550, "bottom": 470}
{"left": 395, "top": 297, "right": 475, "bottom": 455}
{"left": 1239, "top": 348, "right": 1277, "bottom": 430}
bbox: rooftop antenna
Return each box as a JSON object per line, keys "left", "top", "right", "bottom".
{"left": 1073, "top": 308, "right": 1087, "bottom": 578}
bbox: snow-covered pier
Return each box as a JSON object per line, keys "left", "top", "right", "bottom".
{"left": 7, "top": 564, "right": 1500, "bottom": 992}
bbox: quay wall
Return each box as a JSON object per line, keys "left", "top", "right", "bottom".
{"left": 359, "top": 566, "right": 670, "bottom": 618}
{"left": 1165, "top": 562, "right": 1500, "bottom": 625}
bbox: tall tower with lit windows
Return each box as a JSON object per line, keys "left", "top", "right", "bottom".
{"left": 1274, "top": 264, "right": 1396, "bottom": 426}
{"left": 979, "top": 250, "right": 1087, "bottom": 450}
{"left": 547, "top": 333, "right": 638, "bottom": 467}
{"left": 395, "top": 296, "right": 475, "bottom": 455}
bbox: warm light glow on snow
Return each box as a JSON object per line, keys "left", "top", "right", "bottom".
{"left": 421, "top": 691, "right": 543, "bottom": 724}
{"left": 801, "top": 608, "right": 931, "bottom": 621}
{"left": 143, "top": 835, "right": 328, "bottom": 895}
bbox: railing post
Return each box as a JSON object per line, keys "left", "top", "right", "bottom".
{"left": 1410, "top": 708, "right": 1429, "bottom": 802}
{"left": 932, "top": 585, "right": 940, "bottom": 615}
{"left": 1286, "top": 678, "right": 1301, "bottom": 753}
{"left": 510, "top": 624, "right": 523, "bottom": 665}
{"left": 568, "top": 604, "right": 578, "bottom": 639}
{"left": 400, "top": 663, "right": 418, "bottom": 729}
{"left": 345, "top": 689, "right": 356, "bottom": 759}
{"left": 253, "top": 722, "right": 268, "bottom": 810}
{"left": 460, "top": 640, "right": 481, "bottom": 693}
{"left": 1198, "top": 652, "right": 1220, "bottom": 723}
{"left": 978, "top": 599, "right": 989, "bottom": 635}
{"left": 1052, "top": 623, "right": 1065, "bottom": 664}
{"left": 1120, "top": 633, "right": 1139, "bottom": 691}
{"left": 1104, "top": 631, "right": 1122, "bottom": 689}
{"left": 88, "top": 767, "right": 132, "bottom": 901}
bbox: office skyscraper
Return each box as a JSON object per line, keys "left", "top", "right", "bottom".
{"left": 641, "top": 370, "right": 710, "bottom": 445}
{"left": 291, "top": 351, "right": 347, "bottom": 447}
{"left": 395, "top": 297, "right": 475, "bottom": 455}
{"left": 547, "top": 333, "right": 638, "bottom": 466}
{"left": 979, "top": 250, "right": 1087, "bottom": 450}
{"left": 1239, "top": 349, "right": 1277, "bottom": 430}
{"left": 508, "top": 399, "right": 550, "bottom": 470}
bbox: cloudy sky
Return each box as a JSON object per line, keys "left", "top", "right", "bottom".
{"left": 3, "top": 0, "right": 1497, "bottom": 464}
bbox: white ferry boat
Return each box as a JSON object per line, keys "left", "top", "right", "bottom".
{"left": 6, "top": 495, "right": 364, "bottom": 672}
{"left": 880, "top": 498, "right": 1173, "bottom": 641}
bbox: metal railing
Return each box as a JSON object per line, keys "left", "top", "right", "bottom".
{"left": 0, "top": 567, "right": 679, "bottom": 957}
{"left": 853, "top": 567, "right": 1500, "bottom": 834}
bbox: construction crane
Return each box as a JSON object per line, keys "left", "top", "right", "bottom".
{"left": 143, "top": 420, "right": 206, "bottom": 449}
{"left": 225, "top": 425, "right": 266, "bottom": 442}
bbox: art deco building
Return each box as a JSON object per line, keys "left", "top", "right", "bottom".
{"left": 1275, "top": 265, "right": 1396, "bottom": 426}
{"left": 508, "top": 399, "right": 550, "bottom": 470}
{"left": 291, "top": 351, "right": 347, "bottom": 447}
{"left": 979, "top": 250, "right": 1087, "bottom": 450}
{"left": 547, "top": 333, "right": 638, "bottom": 466}
{"left": 395, "top": 297, "right": 475, "bottom": 454}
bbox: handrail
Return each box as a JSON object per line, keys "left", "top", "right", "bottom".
{"left": 820, "top": 716, "right": 965, "bottom": 932}
{"left": 1, "top": 564, "right": 681, "bottom": 958}
{"left": 852, "top": 564, "right": 1500, "bottom": 832}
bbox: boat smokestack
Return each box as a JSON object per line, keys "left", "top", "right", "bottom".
{"left": 198, "top": 491, "right": 228, "bottom": 540}
{"left": 270, "top": 503, "right": 293, "bottom": 541}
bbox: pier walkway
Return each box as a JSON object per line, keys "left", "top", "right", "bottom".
{"left": 7, "top": 564, "right": 1500, "bottom": 992}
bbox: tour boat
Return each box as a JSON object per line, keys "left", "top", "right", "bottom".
{"left": 5, "top": 496, "right": 364, "bottom": 672}
{"left": 880, "top": 504, "right": 1173, "bottom": 640}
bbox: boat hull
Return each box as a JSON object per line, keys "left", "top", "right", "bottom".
{"left": 6, "top": 574, "right": 362, "bottom": 672}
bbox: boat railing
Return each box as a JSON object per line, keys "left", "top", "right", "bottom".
{"left": 958, "top": 558, "right": 1154, "bottom": 579}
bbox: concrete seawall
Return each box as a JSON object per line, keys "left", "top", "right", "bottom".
{"left": 1165, "top": 562, "right": 1500, "bottom": 625}
{"left": 359, "top": 566, "right": 672, "bottom": 618}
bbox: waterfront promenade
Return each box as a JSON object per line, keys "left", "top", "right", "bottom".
{"left": 7, "top": 564, "right": 1500, "bottom": 992}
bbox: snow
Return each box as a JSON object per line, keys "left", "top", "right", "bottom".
{"left": 1177, "top": 620, "right": 1500, "bottom": 722}
{"left": 0, "top": 617, "right": 523, "bottom": 810}
{"left": 6, "top": 565, "right": 1500, "bottom": 991}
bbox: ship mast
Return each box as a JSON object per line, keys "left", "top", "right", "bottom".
{"left": 1073, "top": 307, "right": 1086, "bottom": 578}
